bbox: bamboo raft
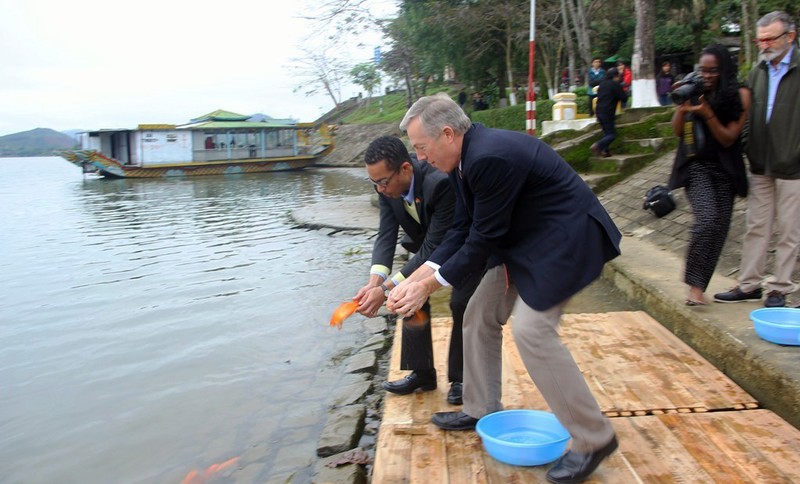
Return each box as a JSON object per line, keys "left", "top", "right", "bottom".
{"left": 373, "top": 311, "right": 800, "bottom": 483}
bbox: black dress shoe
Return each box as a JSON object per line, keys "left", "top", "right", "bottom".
{"left": 546, "top": 435, "right": 618, "bottom": 484}
{"left": 382, "top": 371, "right": 436, "bottom": 395}
{"left": 431, "top": 411, "right": 478, "bottom": 431}
{"left": 447, "top": 382, "right": 463, "bottom": 405}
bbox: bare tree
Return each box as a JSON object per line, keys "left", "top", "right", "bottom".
{"left": 631, "top": 0, "right": 660, "bottom": 107}
{"left": 536, "top": 7, "right": 566, "bottom": 98}
{"left": 565, "top": 0, "right": 592, "bottom": 84}
{"left": 559, "top": 0, "right": 578, "bottom": 90}
{"left": 300, "top": 0, "right": 381, "bottom": 45}
{"left": 295, "top": 0, "right": 391, "bottom": 109}
{"left": 291, "top": 46, "right": 348, "bottom": 108}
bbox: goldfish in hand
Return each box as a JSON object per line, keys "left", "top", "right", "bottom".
{"left": 330, "top": 300, "right": 359, "bottom": 329}
{"left": 404, "top": 309, "right": 429, "bottom": 328}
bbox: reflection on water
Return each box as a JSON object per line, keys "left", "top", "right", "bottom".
{"left": 0, "top": 159, "right": 377, "bottom": 483}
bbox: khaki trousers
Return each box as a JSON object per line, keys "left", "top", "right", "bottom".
{"left": 462, "top": 266, "right": 614, "bottom": 452}
{"left": 740, "top": 174, "right": 800, "bottom": 294}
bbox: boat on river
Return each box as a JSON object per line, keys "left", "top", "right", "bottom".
{"left": 60, "top": 110, "right": 335, "bottom": 178}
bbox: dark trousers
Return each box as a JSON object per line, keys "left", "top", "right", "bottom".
{"left": 684, "top": 160, "right": 736, "bottom": 291}
{"left": 400, "top": 270, "right": 482, "bottom": 383}
{"left": 596, "top": 113, "right": 617, "bottom": 153}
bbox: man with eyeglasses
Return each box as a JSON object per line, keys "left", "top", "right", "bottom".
{"left": 714, "top": 11, "right": 800, "bottom": 308}
{"left": 353, "top": 135, "right": 480, "bottom": 405}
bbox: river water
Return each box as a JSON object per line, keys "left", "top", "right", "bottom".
{"left": 0, "top": 156, "right": 638, "bottom": 483}
{"left": 0, "top": 157, "right": 380, "bottom": 483}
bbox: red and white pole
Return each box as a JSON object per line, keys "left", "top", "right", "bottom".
{"left": 526, "top": 0, "right": 537, "bottom": 136}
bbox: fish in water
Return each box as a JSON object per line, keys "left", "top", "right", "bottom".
{"left": 181, "top": 456, "right": 239, "bottom": 483}
{"left": 329, "top": 300, "right": 359, "bottom": 329}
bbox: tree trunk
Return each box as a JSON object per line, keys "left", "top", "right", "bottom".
{"left": 497, "top": 44, "right": 508, "bottom": 106}
{"left": 559, "top": 0, "right": 577, "bottom": 90}
{"left": 690, "top": 0, "right": 707, "bottom": 60}
{"left": 740, "top": 0, "right": 757, "bottom": 69}
{"left": 632, "top": 0, "right": 659, "bottom": 107}
{"left": 566, "top": 0, "right": 592, "bottom": 78}
{"left": 506, "top": 20, "right": 517, "bottom": 106}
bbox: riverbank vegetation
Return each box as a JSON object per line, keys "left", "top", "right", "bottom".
{"left": 307, "top": 0, "right": 798, "bottom": 112}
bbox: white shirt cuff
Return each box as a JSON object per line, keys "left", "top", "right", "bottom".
{"left": 433, "top": 269, "right": 451, "bottom": 287}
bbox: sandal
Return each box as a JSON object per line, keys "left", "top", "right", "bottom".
{"left": 685, "top": 299, "right": 708, "bottom": 306}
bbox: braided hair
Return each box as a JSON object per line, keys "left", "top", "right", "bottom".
{"left": 700, "top": 44, "right": 742, "bottom": 125}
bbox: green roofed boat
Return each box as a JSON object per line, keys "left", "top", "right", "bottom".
{"left": 61, "top": 109, "right": 335, "bottom": 178}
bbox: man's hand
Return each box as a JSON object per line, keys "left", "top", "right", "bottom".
{"left": 387, "top": 277, "right": 439, "bottom": 317}
{"left": 354, "top": 284, "right": 385, "bottom": 317}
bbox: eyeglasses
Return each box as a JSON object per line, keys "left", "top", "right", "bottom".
{"left": 753, "top": 31, "right": 790, "bottom": 45}
{"left": 368, "top": 170, "right": 399, "bottom": 187}
{"left": 698, "top": 67, "right": 720, "bottom": 75}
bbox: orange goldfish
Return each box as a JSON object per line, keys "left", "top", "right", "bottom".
{"left": 329, "top": 300, "right": 359, "bottom": 329}
{"left": 404, "top": 309, "right": 429, "bottom": 328}
{"left": 181, "top": 456, "right": 240, "bottom": 484}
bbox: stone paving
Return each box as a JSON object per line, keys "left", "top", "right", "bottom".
{"left": 598, "top": 147, "right": 800, "bottom": 288}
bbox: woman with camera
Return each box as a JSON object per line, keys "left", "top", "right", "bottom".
{"left": 668, "top": 44, "right": 751, "bottom": 306}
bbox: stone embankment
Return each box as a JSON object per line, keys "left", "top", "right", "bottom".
{"left": 311, "top": 317, "right": 394, "bottom": 484}
{"left": 317, "top": 123, "right": 401, "bottom": 167}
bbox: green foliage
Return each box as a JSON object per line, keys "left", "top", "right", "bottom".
{"left": 350, "top": 63, "right": 381, "bottom": 98}
{"left": 342, "top": 92, "right": 409, "bottom": 125}
{"left": 472, "top": 104, "right": 526, "bottom": 132}
{"left": 470, "top": 99, "right": 561, "bottom": 134}
{"left": 655, "top": 22, "right": 695, "bottom": 54}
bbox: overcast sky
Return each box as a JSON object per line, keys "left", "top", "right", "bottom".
{"left": 0, "top": 0, "right": 395, "bottom": 136}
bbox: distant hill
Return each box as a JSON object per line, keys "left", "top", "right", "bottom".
{"left": 0, "top": 128, "right": 79, "bottom": 157}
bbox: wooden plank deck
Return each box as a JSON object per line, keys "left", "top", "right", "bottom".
{"left": 373, "top": 311, "right": 800, "bottom": 483}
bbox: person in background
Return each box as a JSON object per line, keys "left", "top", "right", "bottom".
{"left": 617, "top": 61, "right": 632, "bottom": 108}
{"left": 591, "top": 68, "right": 627, "bottom": 158}
{"left": 354, "top": 136, "right": 480, "bottom": 405}
{"left": 714, "top": 11, "right": 800, "bottom": 308}
{"left": 457, "top": 89, "right": 467, "bottom": 108}
{"left": 471, "top": 92, "right": 487, "bottom": 111}
{"left": 668, "top": 45, "right": 750, "bottom": 306}
{"left": 587, "top": 58, "right": 605, "bottom": 116}
{"left": 656, "top": 61, "right": 675, "bottom": 106}
{"left": 390, "top": 92, "right": 621, "bottom": 484}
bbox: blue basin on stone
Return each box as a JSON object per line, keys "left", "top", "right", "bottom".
{"left": 750, "top": 307, "right": 800, "bottom": 346}
{"left": 475, "top": 409, "right": 571, "bottom": 466}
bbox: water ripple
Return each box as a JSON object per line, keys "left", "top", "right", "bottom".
{"left": 0, "top": 159, "right": 376, "bottom": 483}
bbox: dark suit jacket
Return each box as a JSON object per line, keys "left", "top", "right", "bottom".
{"left": 596, "top": 78, "right": 627, "bottom": 117}
{"left": 371, "top": 156, "right": 455, "bottom": 279}
{"left": 429, "top": 124, "right": 622, "bottom": 311}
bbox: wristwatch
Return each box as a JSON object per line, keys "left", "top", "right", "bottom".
{"left": 380, "top": 283, "right": 390, "bottom": 297}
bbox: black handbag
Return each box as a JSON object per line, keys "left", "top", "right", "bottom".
{"left": 643, "top": 185, "right": 676, "bottom": 218}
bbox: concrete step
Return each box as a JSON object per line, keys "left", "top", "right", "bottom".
{"left": 623, "top": 137, "right": 667, "bottom": 151}
{"left": 580, "top": 172, "right": 618, "bottom": 190}
{"left": 590, "top": 152, "right": 655, "bottom": 173}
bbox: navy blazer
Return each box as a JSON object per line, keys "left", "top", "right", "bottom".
{"left": 371, "top": 156, "right": 456, "bottom": 279}
{"left": 429, "top": 124, "right": 622, "bottom": 311}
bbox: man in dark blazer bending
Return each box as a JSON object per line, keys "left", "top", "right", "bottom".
{"left": 354, "top": 136, "right": 480, "bottom": 405}
{"left": 388, "top": 93, "right": 622, "bottom": 484}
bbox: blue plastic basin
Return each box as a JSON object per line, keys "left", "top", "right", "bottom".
{"left": 750, "top": 308, "right": 800, "bottom": 346}
{"left": 475, "top": 410, "right": 571, "bottom": 466}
